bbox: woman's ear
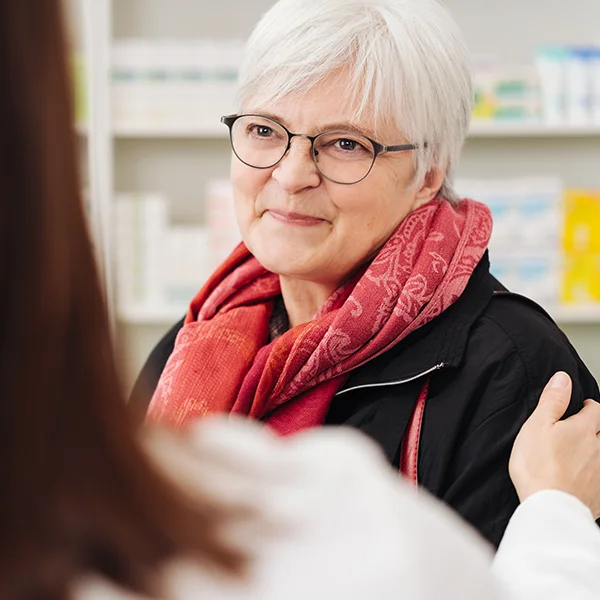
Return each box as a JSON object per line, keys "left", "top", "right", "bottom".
{"left": 412, "top": 168, "right": 446, "bottom": 209}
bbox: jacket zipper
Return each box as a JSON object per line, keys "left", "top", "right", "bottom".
{"left": 334, "top": 362, "right": 446, "bottom": 397}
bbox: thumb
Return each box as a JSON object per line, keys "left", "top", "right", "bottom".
{"left": 533, "top": 372, "right": 572, "bottom": 424}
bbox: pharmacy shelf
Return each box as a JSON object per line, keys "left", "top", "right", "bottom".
{"left": 118, "top": 304, "right": 600, "bottom": 326}
{"left": 551, "top": 305, "right": 600, "bottom": 325}
{"left": 118, "top": 307, "right": 185, "bottom": 325}
{"left": 113, "top": 123, "right": 229, "bottom": 138}
{"left": 468, "top": 123, "right": 600, "bottom": 138}
{"left": 76, "top": 122, "right": 600, "bottom": 140}
{"left": 113, "top": 123, "right": 600, "bottom": 139}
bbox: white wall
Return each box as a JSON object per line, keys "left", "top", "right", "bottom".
{"left": 446, "top": 0, "right": 600, "bottom": 63}
{"left": 113, "top": 0, "right": 600, "bottom": 55}
{"left": 114, "top": 0, "right": 600, "bottom": 385}
{"left": 113, "top": 0, "right": 275, "bottom": 39}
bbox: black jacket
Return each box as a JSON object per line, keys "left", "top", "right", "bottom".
{"left": 131, "top": 253, "right": 599, "bottom": 548}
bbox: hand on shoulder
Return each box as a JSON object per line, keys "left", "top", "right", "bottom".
{"left": 510, "top": 372, "right": 600, "bottom": 519}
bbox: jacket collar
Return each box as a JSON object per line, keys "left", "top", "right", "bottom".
{"left": 340, "top": 252, "right": 496, "bottom": 391}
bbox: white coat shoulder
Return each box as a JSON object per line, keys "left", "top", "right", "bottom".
{"left": 76, "top": 418, "right": 501, "bottom": 600}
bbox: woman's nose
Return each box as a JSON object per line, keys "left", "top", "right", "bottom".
{"left": 271, "top": 136, "right": 321, "bottom": 193}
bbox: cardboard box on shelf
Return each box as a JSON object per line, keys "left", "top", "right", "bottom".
{"left": 562, "top": 253, "right": 600, "bottom": 304}
{"left": 563, "top": 189, "right": 600, "bottom": 254}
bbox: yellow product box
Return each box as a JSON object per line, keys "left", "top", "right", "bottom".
{"left": 563, "top": 190, "right": 600, "bottom": 254}
{"left": 562, "top": 253, "right": 600, "bottom": 304}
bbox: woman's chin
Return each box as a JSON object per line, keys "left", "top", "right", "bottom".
{"left": 254, "top": 253, "right": 316, "bottom": 278}
{"left": 249, "top": 241, "right": 322, "bottom": 278}
{"left": 245, "top": 227, "right": 328, "bottom": 275}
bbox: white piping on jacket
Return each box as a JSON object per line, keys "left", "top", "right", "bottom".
{"left": 334, "top": 362, "right": 446, "bottom": 397}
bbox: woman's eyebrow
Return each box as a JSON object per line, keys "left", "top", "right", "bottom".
{"left": 247, "top": 111, "right": 290, "bottom": 128}
{"left": 246, "top": 112, "right": 378, "bottom": 139}
{"left": 316, "top": 121, "right": 378, "bottom": 138}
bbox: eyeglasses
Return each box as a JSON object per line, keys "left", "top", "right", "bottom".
{"left": 221, "top": 114, "right": 420, "bottom": 185}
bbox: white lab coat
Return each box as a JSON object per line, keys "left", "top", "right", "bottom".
{"left": 76, "top": 419, "right": 600, "bottom": 600}
{"left": 494, "top": 490, "right": 600, "bottom": 599}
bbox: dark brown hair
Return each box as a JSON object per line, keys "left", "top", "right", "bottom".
{"left": 0, "top": 1, "right": 241, "bottom": 597}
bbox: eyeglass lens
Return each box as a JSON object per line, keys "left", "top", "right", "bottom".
{"left": 229, "top": 115, "right": 376, "bottom": 184}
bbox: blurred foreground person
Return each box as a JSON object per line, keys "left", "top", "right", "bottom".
{"left": 0, "top": 1, "right": 599, "bottom": 599}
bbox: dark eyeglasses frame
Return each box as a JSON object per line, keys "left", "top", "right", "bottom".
{"left": 221, "top": 113, "right": 421, "bottom": 185}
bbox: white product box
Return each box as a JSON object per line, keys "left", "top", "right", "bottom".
{"left": 164, "top": 225, "right": 211, "bottom": 308}
{"left": 536, "top": 46, "right": 567, "bottom": 125}
{"left": 114, "top": 193, "right": 169, "bottom": 312}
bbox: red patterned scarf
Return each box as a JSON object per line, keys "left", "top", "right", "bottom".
{"left": 147, "top": 197, "right": 492, "bottom": 435}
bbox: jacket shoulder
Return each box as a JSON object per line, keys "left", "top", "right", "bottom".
{"left": 419, "top": 293, "right": 597, "bottom": 547}
{"left": 466, "top": 292, "right": 599, "bottom": 409}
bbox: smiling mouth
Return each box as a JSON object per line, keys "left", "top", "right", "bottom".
{"left": 266, "top": 209, "right": 327, "bottom": 226}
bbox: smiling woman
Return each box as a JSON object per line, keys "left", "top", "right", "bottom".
{"left": 134, "top": 0, "right": 600, "bottom": 549}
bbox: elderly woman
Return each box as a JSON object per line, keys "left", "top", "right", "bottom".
{"left": 134, "top": 0, "right": 599, "bottom": 547}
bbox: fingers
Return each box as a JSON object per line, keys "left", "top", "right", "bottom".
{"left": 533, "top": 372, "right": 573, "bottom": 425}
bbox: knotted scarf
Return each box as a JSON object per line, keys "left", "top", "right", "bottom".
{"left": 148, "top": 197, "right": 492, "bottom": 435}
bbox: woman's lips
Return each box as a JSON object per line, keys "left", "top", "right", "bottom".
{"left": 266, "top": 209, "right": 327, "bottom": 226}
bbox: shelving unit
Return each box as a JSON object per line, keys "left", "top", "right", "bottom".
{"left": 106, "top": 0, "right": 600, "bottom": 384}
{"left": 79, "top": 123, "right": 600, "bottom": 140}
{"left": 118, "top": 307, "right": 185, "bottom": 325}
{"left": 112, "top": 123, "right": 229, "bottom": 138}
{"left": 551, "top": 305, "right": 600, "bottom": 325}
{"left": 468, "top": 123, "right": 600, "bottom": 138}
{"left": 117, "top": 304, "right": 600, "bottom": 327}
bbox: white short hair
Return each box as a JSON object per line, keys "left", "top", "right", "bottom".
{"left": 236, "top": 0, "right": 473, "bottom": 202}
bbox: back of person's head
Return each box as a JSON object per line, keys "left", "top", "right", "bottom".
{"left": 0, "top": 2, "right": 242, "bottom": 597}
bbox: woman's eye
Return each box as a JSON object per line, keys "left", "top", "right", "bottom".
{"left": 333, "top": 138, "right": 369, "bottom": 153}
{"left": 338, "top": 139, "right": 358, "bottom": 151}
{"left": 249, "top": 125, "right": 274, "bottom": 137}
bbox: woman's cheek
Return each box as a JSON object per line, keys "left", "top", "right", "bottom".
{"left": 234, "top": 197, "right": 255, "bottom": 240}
